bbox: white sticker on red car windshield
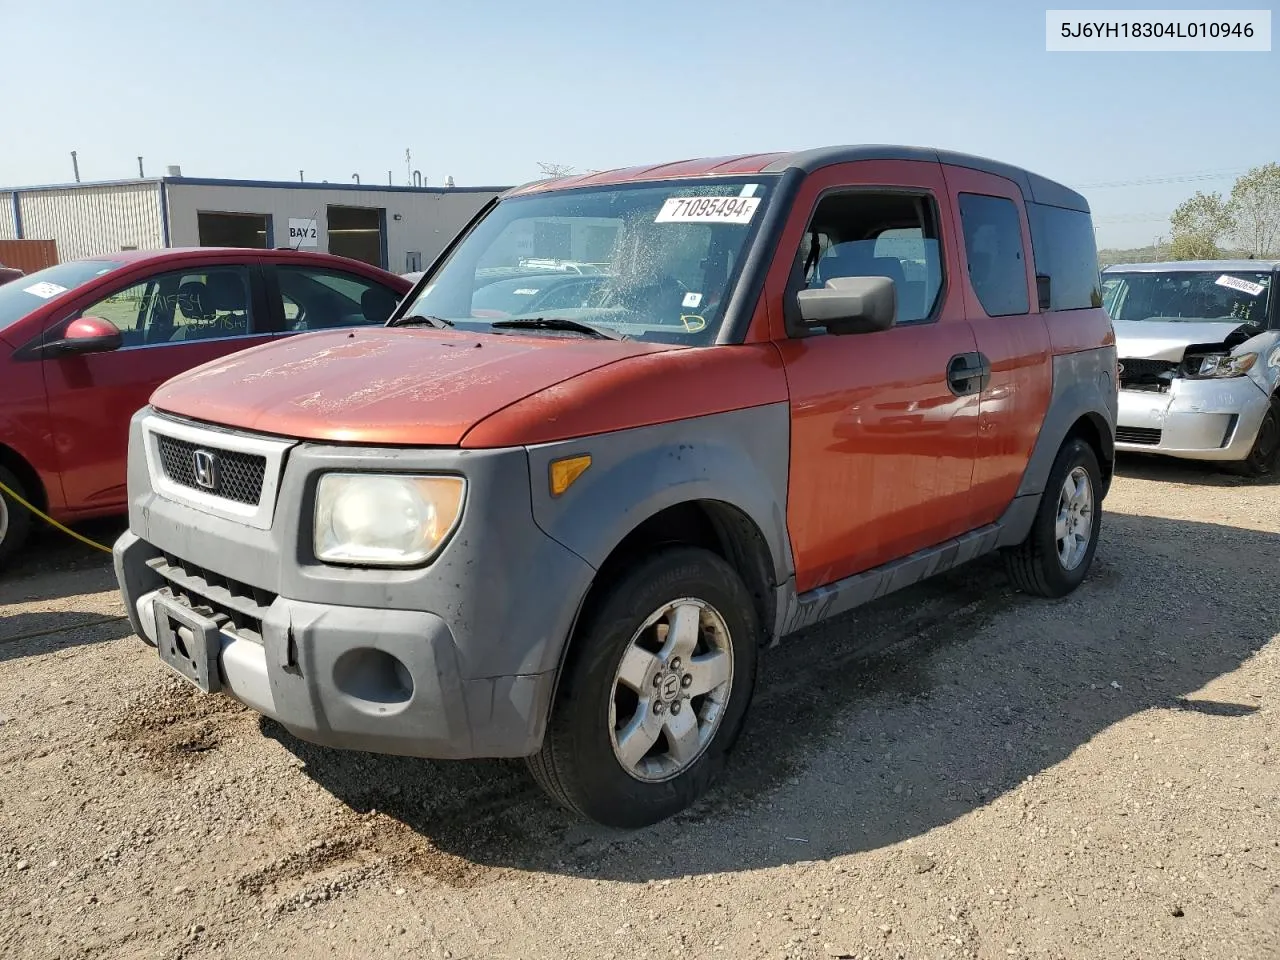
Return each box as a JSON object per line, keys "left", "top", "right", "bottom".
{"left": 655, "top": 196, "right": 760, "bottom": 225}
{"left": 682, "top": 292, "right": 703, "bottom": 308}
{"left": 1215, "top": 274, "right": 1266, "bottom": 296}
{"left": 739, "top": 183, "right": 759, "bottom": 198}
{"left": 23, "top": 281, "right": 67, "bottom": 299}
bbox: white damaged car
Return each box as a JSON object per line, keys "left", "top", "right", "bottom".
{"left": 1102, "top": 260, "right": 1280, "bottom": 476}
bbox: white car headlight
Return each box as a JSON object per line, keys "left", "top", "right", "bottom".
{"left": 1192, "top": 352, "right": 1257, "bottom": 379}
{"left": 314, "top": 473, "right": 465, "bottom": 566}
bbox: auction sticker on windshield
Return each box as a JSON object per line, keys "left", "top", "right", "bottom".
{"left": 23, "top": 281, "right": 68, "bottom": 299}
{"left": 655, "top": 196, "right": 760, "bottom": 224}
{"left": 1216, "top": 274, "right": 1267, "bottom": 296}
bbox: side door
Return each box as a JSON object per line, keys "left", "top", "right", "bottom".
{"left": 768, "top": 160, "right": 982, "bottom": 593}
{"left": 940, "top": 167, "right": 1053, "bottom": 527}
{"left": 41, "top": 261, "right": 274, "bottom": 513}
{"left": 263, "top": 262, "right": 405, "bottom": 335}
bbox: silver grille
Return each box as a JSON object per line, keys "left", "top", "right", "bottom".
{"left": 140, "top": 412, "right": 295, "bottom": 530}
{"left": 156, "top": 435, "right": 266, "bottom": 505}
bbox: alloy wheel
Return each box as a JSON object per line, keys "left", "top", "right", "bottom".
{"left": 1055, "top": 465, "right": 1094, "bottom": 571}
{"left": 608, "top": 598, "right": 735, "bottom": 783}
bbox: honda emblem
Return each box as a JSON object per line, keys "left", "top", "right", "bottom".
{"left": 192, "top": 449, "right": 220, "bottom": 491}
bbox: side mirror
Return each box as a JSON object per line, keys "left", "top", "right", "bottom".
{"left": 42, "top": 316, "right": 124, "bottom": 356}
{"left": 1036, "top": 274, "right": 1052, "bottom": 311}
{"left": 793, "top": 275, "right": 896, "bottom": 336}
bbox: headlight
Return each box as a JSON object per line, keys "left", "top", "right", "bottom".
{"left": 1189, "top": 352, "right": 1258, "bottom": 379}
{"left": 314, "top": 473, "right": 465, "bottom": 566}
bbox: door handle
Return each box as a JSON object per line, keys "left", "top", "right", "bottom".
{"left": 946, "top": 352, "right": 991, "bottom": 396}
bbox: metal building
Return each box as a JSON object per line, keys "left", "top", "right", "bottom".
{"left": 0, "top": 172, "right": 509, "bottom": 273}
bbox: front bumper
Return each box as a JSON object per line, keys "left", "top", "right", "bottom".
{"left": 1115, "top": 375, "right": 1270, "bottom": 461}
{"left": 113, "top": 409, "right": 596, "bottom": 760}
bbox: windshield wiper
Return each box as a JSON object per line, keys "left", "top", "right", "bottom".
{"left": 388, "top": 313, "right": 454, "bottom": 329}
{"left": 489, "top": 317, "right": 625, "bottom": 340}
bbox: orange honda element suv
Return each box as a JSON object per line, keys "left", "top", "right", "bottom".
{"left": 113, "top": 146, "right": 1117, "bottom": 828}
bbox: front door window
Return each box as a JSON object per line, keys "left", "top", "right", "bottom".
{"left": 79, "top": 266, "right": 257, "bottom": 347}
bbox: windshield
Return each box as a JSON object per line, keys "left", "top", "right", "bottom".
{"left": 1102, "top": 270, "right": 1273, "bottom": 326}
{"left": 0, "top": 259, "right": 126, "bottom": 332}
{"left": 400, "top": 176, "right": 779, "bottom": 344}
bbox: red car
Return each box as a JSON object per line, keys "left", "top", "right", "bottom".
{"left": 0, "top": 248, "right": 412, "bottom": 565}
{"left": 0, "top": 263, "right": 23, "bottom": 286}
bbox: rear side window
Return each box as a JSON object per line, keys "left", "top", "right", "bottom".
{"left": 1028, "top": 203, "right": 1102, "bottom": 310}
{"left": 276, "top": 265, "right": 401, "bottom": 330}
{"left": 958, "top": 193, "right": 1029, "bottom": 317}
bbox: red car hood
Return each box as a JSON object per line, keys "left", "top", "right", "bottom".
{"left": 150, "top": 327, "right": 678, "bottom": 446}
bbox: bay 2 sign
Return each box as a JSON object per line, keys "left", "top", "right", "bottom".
{"left": 287, "top": 218, "right": 319, "bottom": 248}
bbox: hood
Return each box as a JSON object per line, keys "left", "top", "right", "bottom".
{"left": 150, "top": 327, "right": 677, "bottom": 446}
{"left": 1112, "top": 318, "right": 1252, "bottom": 361}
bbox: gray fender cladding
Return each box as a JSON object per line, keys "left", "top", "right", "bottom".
{"left": 1017, "top": 346, "right": 1117, "bottom": 501}
{"left": 261, "top": 600, "right": 477, "bottom": 758}
{"left": 524, "top": 402, "right": 795, "bottom": 597}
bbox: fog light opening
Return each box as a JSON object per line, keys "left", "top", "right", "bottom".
{"left": 1221, "top": 414, "right": 1240, "bottom": 448}
{"left": 332, "top": 648, "right": 415, "bottom": 714}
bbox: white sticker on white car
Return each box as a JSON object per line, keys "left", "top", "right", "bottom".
{"left": 513, "top": 288, "right": 540, "bottom": 296}
{"left": 682, "top": 292, "right": 703, "bottom": 308}
{"left": 1215, "top": 274, "right": 1266, "bottom": 296}
{"left": 655, "top": 196, "right": 760, "bottom": 225}
{"left": 23, "top": 281, "right": 67, "bottom": 299}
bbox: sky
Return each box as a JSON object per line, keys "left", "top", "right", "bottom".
{"left": 1, "top": 0, "right": 1276, "bottom": 248}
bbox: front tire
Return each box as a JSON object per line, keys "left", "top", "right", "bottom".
{"left": 1230, "top": 397, "right": 1280, "bottom": 478}
{"left": 1003, "top": 436, "right": 1103, "bottom": 598}
{"left": 527, "top": 546, "right": 760, "bottom": 829}
{"left": 0, "top": 466, "right": 35, "bottom": 572}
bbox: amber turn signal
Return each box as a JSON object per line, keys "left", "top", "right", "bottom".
{"left": 549, "top": 455, "right": 592, "bottom": 497}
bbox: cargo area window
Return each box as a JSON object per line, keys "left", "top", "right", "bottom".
{"left": 797, "top": 191, "right": 945, "bottom": 325}
{"left": 1027, "top": 202, "right": 1102, "bottom": 311}
{"left": 957, "top": 193, "right": 1030, "bottom": 317}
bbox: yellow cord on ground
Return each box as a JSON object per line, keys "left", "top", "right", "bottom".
{"left": 0, "top": 478, "right": 114, "bottom": 554}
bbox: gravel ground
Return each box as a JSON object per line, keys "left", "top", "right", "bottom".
{"left": 0, "top": 455, "right": 1277, "bottom": 960}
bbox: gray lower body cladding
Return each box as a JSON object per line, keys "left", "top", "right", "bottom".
{"left": 115, "top": 409, "right": 594, "bottom": 760}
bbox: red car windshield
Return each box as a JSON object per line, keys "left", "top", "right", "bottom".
{"left": 0, "top": 260, "right": 126, "bottom": 332}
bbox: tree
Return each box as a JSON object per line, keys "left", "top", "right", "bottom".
{"left": 1168, "top": 191, "right": 1233, "bottom": 259}
{"left": 1168, "top": 234, "right": 1222, "bottom": 261}
{"left": 1228, "top": 162, "right": 1280, "bottom": 257}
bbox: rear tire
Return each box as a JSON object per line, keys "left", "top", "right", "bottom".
{"left": 1003, "top": 436, "right": 1103, "bottom": 598}
{"left": 1230, "top": 398, "right": 1280, "bottom": 478}
{"left": 0, "top": 465, "right": 34, "bottom": 571}
{"left": 527, "top": 546, "right": 760, "bottom": 829}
